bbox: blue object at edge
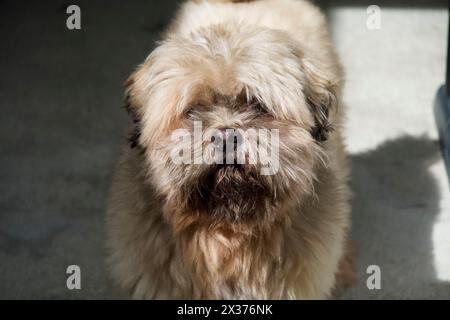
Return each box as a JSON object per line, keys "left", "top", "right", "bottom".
{"left": 434, "top": 85, "right": 450, "bottom": 184}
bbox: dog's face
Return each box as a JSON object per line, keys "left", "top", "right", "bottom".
{"left": 125, "top": 25, "right": 338, "bottom": 232}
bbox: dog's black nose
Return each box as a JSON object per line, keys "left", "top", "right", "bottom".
{"left": 212, "top": 128, "right": 243, "bottom": 163}
{"left": 215, "top": 128, "right": 243, "bottom": 151}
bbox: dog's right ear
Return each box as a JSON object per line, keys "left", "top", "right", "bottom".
{"left": 124, "top": 75, "right": 140, "bottom": 123}
{"left": 124, "top": 74, "right": 142, "bottom": 149}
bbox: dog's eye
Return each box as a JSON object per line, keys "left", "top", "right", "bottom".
{"left": 185, "top": 102, "right": 208, "bottom": 118}
{"left": 250, "top": 100, "right": 268, "bottom": 114}
{"left": 185, "top": 107, "right": 195, "bottom": 117}
{"left": 184, "top": 105, "right": 200, "bottom": 118}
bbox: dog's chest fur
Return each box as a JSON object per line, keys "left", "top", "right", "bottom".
{"left": 107, "top": 144, "right": 349, "bottom": 299}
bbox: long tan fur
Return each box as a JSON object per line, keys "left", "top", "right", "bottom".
{"left": 107, "top": 0, "right": 351, "bottom": 299}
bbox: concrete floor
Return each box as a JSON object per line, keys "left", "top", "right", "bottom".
{"left": 0, "top": 0, "right": 449, "bottom": 299}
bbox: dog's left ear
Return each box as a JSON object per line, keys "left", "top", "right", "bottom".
{"left": 301, "top": 59, "right": 338, "bottom": 142}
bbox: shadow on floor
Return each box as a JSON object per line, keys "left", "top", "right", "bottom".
{"left": 343, "top": 136, "right": 450, "bottom": 299}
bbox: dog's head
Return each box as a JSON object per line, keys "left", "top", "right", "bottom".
{"left": 124, "top": 24, "right": 339, "bottom": 232}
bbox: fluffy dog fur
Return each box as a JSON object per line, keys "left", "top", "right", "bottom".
{"left": 107, "top": 0, "right": 352, "bottom": 299}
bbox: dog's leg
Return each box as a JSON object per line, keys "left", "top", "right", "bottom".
{"left": 332, "top": 238, "right": 356, "bottom": 298}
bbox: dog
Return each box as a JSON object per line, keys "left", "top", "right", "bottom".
{"left": 107, "top": 0, "right": 352, "bottom": 299}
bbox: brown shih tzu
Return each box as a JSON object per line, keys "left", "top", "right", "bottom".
{"left": 107, "top": 0, "right": 353, "bottom": 299}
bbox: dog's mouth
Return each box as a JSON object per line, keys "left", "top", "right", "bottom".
{"left": 184, "top": 163, "right": 273, "bottom": 223}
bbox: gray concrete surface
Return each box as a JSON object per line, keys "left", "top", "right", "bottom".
{"left": 0, "top": 0, "right": 448, "bottom": 299}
